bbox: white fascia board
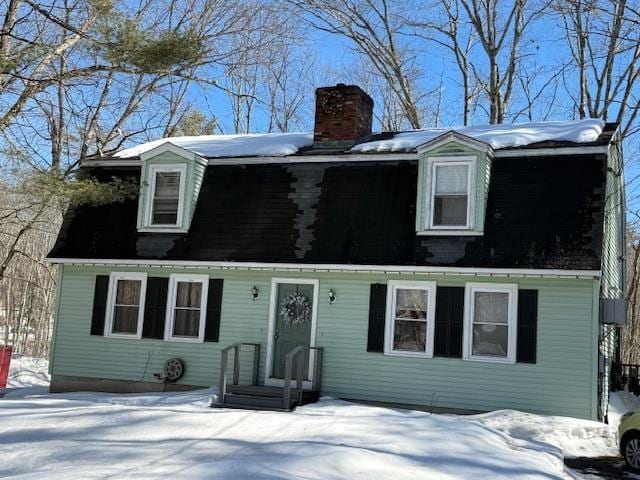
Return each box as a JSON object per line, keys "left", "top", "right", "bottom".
{"left": 139, "top": 142, "right": 205, "bottom": 163}
{"left": 81, "top": 145, "right": 609, "bottom": 168}
{"left": 46, "top": 257, "right": 601, "bottom": 279}
{"left": 494, "top": 146, "right": 608, "bottom": 157}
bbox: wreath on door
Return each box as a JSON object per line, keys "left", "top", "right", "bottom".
{"left": 280, "top": 292, "right": 311, "bottom": 326}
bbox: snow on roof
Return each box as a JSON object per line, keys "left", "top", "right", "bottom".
{"left": 112, "top": 119, "right": 605, "bottom": 160}
{"left": 351, "top": 119, "right": 606, "bottom": 153}
{"left": 113, "top": 132, "right": 314, "bottom": 158}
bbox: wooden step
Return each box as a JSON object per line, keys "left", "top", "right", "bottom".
{"left": 223, "top": 393, "right": 293, "bottom": 410}
{"left": 226, "top": 384, "right": 299, "bottom": 397}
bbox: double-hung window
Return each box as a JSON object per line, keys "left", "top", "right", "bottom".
{"left": 105, "top": 272, "right": 147, "bottom": 338}
{"left": 463, "top": 283, "right": 517, "bottom": 363}
{"left": 384, "top": 281, "right": 436, "bottom": 357}
{"left": 428, "top": 157, "right": 475, "bottom": 230}
{"left": 146, "top": 164, "right": 186, "bottom": 228}
{"left": 165, "top": 274, "right": 209, "bottom": 342}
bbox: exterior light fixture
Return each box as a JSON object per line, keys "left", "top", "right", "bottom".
{"left": 328, "top": 289, "right": 336, "bottom": 304}
{"left": 251, "top": 286, "right": 259, "bottom": 301}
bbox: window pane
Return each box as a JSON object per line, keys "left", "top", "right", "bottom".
{"left": 472, "top": 324, "right": 508, "bottom": 357}
{"left": 173, "top": 309, "right": 200, "bottom": 337}
{"left": 115, "top": 279, "right": 141, "bottom": 306}
{"left": 176, "top": 282, "right": 202, "bottom": 308}
{"left": 474, "top": 292, "right": 509, "bottom": 325}
{"left": 152, "top": 199, "right": 179, "bottom": 225}
{"left": 152, "top": 171, "right": 180, "bottom": 225}
{"left": 395, "top": 289, "right": 427, "bottom": 319}
{"left": 393, "top": 320, "right": 427, "bottom": 352}
{"left": 434, "top": 195, "right": 468, "bottom": 226}
{"left": 435, "top": 164, "right": 468, "bottom": 194}
{"left": 155, "top": 172, "right": 180, "bottom": 197}
{"left": 113, "top": 306, "right": 139, "bottom": 334}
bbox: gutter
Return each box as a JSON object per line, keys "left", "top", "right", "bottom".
{"left": 46, "top": 257, "right": 601, "bottom": 279}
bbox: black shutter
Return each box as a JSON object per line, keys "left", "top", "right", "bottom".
{"left": 517, "top": 289, "right": 538, "bottom": 363}
{"left": 367, "top": 283, "right": 387, "bottom": 352}
{"left": 205, "top": 279, "right": 224, "bottom": 342}
{"left": 434, "top": 286, "right": 464, "bottom": 358}
{"left": 142, "top": 277, "right": 169, "bottom": 339}
{"left": 90, "top": 275, "right": 109, "bottom": 336}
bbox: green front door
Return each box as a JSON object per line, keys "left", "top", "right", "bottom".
{"left": 271, "top": 282, "right": 315, "bottom": 379}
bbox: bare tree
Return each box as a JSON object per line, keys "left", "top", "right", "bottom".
{"left": 287, "top": 0, "right": 427, "bottom": 129}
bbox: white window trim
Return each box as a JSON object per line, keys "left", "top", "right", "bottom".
{"left": 164, "top": 273, "right": 209, "bottom": 343}
{"left": 144, "top": 163, "right": 187, "bottom": 229}
{"left": 463, "top": 282, "right": 518, "bottom": 364}
{"left": 384, "top": 280, "right": 437, "bottom": 358}
{"left": 425, "top": 155, "right": 476, "bottom": 232}
{"left": 104, "top": 272, "right": 147, "bottom": 339}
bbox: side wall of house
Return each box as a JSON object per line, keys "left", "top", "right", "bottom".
{"left": 599, "top": 136, "right": 626, "bottom": 419}
{"left": 50, "top": 265, "right": 600, "bottom": 419}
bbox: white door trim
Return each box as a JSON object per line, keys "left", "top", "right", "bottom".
{"left": 265, "top": 277, "right": 319, "bottom": 388}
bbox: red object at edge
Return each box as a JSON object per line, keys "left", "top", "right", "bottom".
{"left": 0, "top": 345, "right": 12, "bottom": 388}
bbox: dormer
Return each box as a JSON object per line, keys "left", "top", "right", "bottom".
{"left": 415, "top": 131, "right": 493, "bottom": 236}
{"left": 136, "top": 142, "right": 207, "bottom": 233}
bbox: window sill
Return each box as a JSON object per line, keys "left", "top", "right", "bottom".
{"left": 164, "top": 336, "right": 204, "bottom": 344}
{"left": 138, "top": 227, "right": 188, "bottom": 234}
{"left": 463, "top": 355, "right": 516, "bottom": 365}
{"left": 384, "top": 350, "right": 434, "bottom": 359}
{"left": 417, "top": 230, "right": 483, "bottom": 236}
{"left": 104, "top": 333, "right": 142, "bottom": 340}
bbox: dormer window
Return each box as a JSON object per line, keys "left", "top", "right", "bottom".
{"left": 429, "top": 157, "right": 474, "bottom": 229}
{"left": 150, "top": 167, "right": 184, "bottom": 226}
{"left": 431, "top": 160, "right": 473, "bottom": 229}
{"left": 415, "top": 131, "right": 493, "bottom": 236}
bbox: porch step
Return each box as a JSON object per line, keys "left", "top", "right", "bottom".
{"left": 218, "top": 384, "right": 320, "bottom": 411}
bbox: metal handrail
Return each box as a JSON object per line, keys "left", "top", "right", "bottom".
{"left": 283, "top": 345, "right": 324, "bottom": 409}
{"left": 219, "top": 342, "right": 261, "bottom": 404}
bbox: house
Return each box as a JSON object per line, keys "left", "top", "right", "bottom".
{"left": 47, "top": 84, "right": 625, "bottom": 420}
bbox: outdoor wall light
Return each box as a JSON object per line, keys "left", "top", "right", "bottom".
{"left": 251, "top": 286, "right": 259, "bottom": 301}
{"left": 328, "top": 289, "right": 336, "bottom": 304}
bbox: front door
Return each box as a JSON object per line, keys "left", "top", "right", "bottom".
{"left": 269, "top": 280, "right": 317, "bottom": 380}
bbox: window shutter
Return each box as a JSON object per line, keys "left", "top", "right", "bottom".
{"left": 142, "top": 277, "right": 169, "bottom": 339}
{"left": 205, "top": 279, "right": 224, "bottom": 342}
{"left": 434, "top": 286, "right": 464, "bottom": 358}
{"left": 367, "top": 283, "right": 387, "bottom": 352}
{"left": 90, "top": 275, "right": 110, "bottom": 336}
{"left": 517, "top": 289, "right": 538, "bottom": 363}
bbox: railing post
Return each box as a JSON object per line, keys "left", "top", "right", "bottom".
{"left": 284, "top": 353, "right": 293, "bottom": 409}
{"left": 314, "top": 348, "right": 323, "bottom": 393}
{"left": 219, "top": 349, "right": 228, "bottom": 404}
{"left": 252, "top": 344, "right": 260, "bottom": 386}
{"left": 296, "top": 351, "right": 304, "bottom": 404}
{"left": 233, "top": 344, "right": 241, "bottom": 385}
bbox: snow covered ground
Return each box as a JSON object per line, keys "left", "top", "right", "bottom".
{"left": 0, "top": 356, "right": 621, "bottom": 479}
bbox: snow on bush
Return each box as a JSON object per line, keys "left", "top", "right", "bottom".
{"left": 7, "top": 354, "right": 50, "bottom": 388}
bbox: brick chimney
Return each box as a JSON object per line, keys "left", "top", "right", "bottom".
{"left": 313, "top": 84, "right": 373, "bottom": 146}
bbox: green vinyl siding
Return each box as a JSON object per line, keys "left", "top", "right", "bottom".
{"left": 601, "top": 135, "right": 625, "bottom": 299}
{"left": 52, "top": 265, "right": 599, "bottom": 419}
{"left": 136, "top": 150, "right": 207, "bottom": 230}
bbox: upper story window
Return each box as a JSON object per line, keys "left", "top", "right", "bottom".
{"left": 144, "top": 164, "right": 187, "bottom": 229}
{"left": 431, "top": 161, "right": 472, "bottom": 228}
{"left": 415, "top": 131, "right": 493, "bottom": 236}
{"left": 147, "top": 165, "right": 186, "bottom": 227}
